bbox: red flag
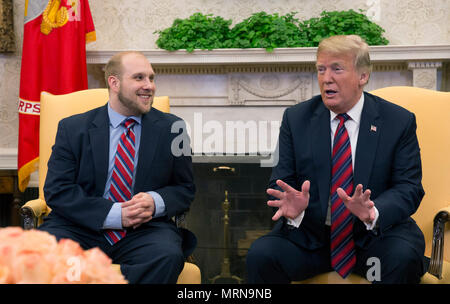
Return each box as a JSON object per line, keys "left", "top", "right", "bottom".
{"left": 18, "top": 0, "right": 95, "bottom": 191}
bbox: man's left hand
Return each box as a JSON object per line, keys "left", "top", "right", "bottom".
{"left": 336, "top": 184, "right": 376, "bottom": 224}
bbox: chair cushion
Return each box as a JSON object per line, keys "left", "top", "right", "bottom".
{"left": 176, "top": 262, "right": 201, "bottom": 284}
{"left": 292, "top": 272, "right": 369, "bottom": 284}
{"left": 292, "top": 260, "right": 450, "bottom": 284}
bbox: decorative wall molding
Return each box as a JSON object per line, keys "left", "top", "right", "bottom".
{"left": 0, "top": 148, "right": 17, "bottom": 169}
{"left": 408, "top": 61, "right": 444, "bottom": 90}
{"left": 408, "top": 61, "right": 443, "bottom": 69}
{"left": 373, "top": 63, "right": 407, "bottom": 71}
{"left": 411, "top": 69, "right": 439, "bottom": 90}
{"left": 154, "top": 64, "right": 316, "bottom": 75}
{"left": 86, "top": 45, "right": 450, "bottom": 65}
{"left": 85, "top": 45, "right": 450, "bottom": 98}
{"left": 155, "top": 63, "right": 408, "bottom": 75}
{"left": 228, "top": 74, "right": 312, "bottom": 105}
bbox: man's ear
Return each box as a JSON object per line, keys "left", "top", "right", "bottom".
{"left": 359, "top": 71, "right": 370, "bottom": 86}
{"left": 108, "top": 75, "right": 120, "bottom": 91}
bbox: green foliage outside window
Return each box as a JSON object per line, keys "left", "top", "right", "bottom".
{"left": 155, "top": 10, "right": 389, "bottom": 52}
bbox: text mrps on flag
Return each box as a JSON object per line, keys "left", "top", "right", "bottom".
{"left": 18, "top": 0, "right": 95, "bottom": 191}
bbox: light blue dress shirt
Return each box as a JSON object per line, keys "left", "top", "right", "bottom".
{"left": 103, "top": 103, "right": 166, "bottom": 229}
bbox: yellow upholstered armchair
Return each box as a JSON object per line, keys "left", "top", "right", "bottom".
{"left": 20, "top": 88, "right": 201, "bottom": 284}
{"left": 294, "top": 86, "right": 450, "bottom": 284}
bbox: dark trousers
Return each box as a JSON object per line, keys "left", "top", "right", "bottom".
{"left": 246, "top": 221, "right": 426, "bottom": 284}
{"left": 39, "top": 219, "right": 185, "bottom": 284}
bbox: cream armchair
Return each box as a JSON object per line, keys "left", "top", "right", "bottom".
{"left": 294, "top": 86, "right": 450, "bottom": 284}
{"left": 20, "top": 88, "right": 201, "bottom": 284}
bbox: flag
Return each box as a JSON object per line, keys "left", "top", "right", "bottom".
{"left": 17, "top": 0, "right": 95, "bottom": 191}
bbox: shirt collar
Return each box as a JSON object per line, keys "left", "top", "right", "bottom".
{"left": 107, "top": 102, "right": 142, "bottom": 128}
{"left": 329, "top": 92, "right": 365, "bottom": 124}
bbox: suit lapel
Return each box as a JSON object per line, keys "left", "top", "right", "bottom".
{"left": 133, "top": 109, "right": 163, "bottom": 192}
{"left": 310, "top": 101, "right": 332, "bottom": 219}
{"left": 89, "top": 105, "right": 110, "bottom": 196}
{"left": 354, "top": 92, "right": 381, "bottom": 188}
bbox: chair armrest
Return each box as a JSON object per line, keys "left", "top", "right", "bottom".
{"left": 20, "top": 199, "right": 49, "bottom": 229}
{"left": 173, "top": 212, "right": 198, "bottom": 262}
{"left": 175, "top": 212, "right": 186, "bottom": 228}
{"left": 428, "top": 206, "right": 450, "bottom": 279}
{"left": 111, "top": 264, "right": 121, "bottom": 274}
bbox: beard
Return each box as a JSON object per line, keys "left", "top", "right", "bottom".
{"left": 118, "top": 89, "right": 152, "bottom": 116}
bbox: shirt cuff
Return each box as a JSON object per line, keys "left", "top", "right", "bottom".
{"left": 287, "top": 211, "right": 305, "bottom": 228}
{"left": 148, "top": 191, "right": 166, "bottom": 218}
{"left": 364, "top": 206, "right": 379, "bottom": 230}
{"left": 103, "top": 202, "right": 123, "bottom": 230}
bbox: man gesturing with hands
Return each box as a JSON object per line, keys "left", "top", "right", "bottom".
{"left": 268, "top": 181, "right": 375, "bottom": 225}
{"left": 246, "top": 35, "right": 426, "bottom": 284}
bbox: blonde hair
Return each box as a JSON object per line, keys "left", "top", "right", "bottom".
{"left": 317, "top": 35, "right": 372, "bottom": 75}
{"left": 104, "top": 51, "right": 146, "bottom": 89}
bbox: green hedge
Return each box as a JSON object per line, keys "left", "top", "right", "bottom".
{"left": 154, "top": 13, "right": 232, "bottom": 52}
{"left": 299, "top": 10, "right": 389, "bottom": 46}
{"left": 224, "top": 12, "right": 308, "bottom": 52}
{"left": 155, "top": 10, "right": 389, "bottom": 52}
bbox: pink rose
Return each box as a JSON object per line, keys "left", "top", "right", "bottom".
{"left": 0, "top": 265, "right": 11, "bottom": 284}
{"left": 80, "top": 247, "right": 126, "bottom": 284}
{"left": 0, "top": 227, "right": 127, "bottom": 284}
{"left": 0, "top": 227, "right": 24, "bottom": 283}
{"left": 11, "top": 252, "right": 53, "bottom": 284}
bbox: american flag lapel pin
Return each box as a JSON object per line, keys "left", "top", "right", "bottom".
{"left": 370, "top": 125, "right": 377, "bottom": 132}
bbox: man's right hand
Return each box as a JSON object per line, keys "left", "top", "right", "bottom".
{"left": 266, "top": 179, "right": 310, "bottom": 221}
{"left": 121, "top": 192, "right": 155, "bottom": 228}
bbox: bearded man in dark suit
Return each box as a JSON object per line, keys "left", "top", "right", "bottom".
{"left": 39, "top": 51, "right": 195, "bottom": 284}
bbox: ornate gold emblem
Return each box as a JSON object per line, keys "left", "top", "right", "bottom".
{"left": 40, "top": 0, "right": 69, "bottom": 35}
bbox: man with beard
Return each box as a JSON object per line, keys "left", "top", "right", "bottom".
{"left": 39, "top": 51, "right": 196, "bottom": 284}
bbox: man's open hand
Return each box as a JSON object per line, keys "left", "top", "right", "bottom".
{"left": 336, "top": 184, "right": 376, "bottom": 224}
{"left": 267, "top": 180, "right": 310, "bottom": 221}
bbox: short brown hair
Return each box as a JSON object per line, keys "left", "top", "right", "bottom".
{"left": 104, "top": 51, "right": 146, "bottom": 89}
{"left": 317, "top": 35, "right": 372, "bottom": 75}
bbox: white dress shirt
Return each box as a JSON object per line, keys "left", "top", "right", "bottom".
{"left": 287, "top": 93, "right": 379, "bottom": 229}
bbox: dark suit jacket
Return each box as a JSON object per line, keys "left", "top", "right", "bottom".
{"left": 43, "top": 104, "right": 195, "bottom": 236}
{"left": 269, "top": 91, "right": 424, "bottom": 251}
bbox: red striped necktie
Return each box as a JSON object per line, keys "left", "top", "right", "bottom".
{"left": 330, "top": 113, "right": 356, "bottom": 278}
{"left": 104, "top": 118, "right": 136, "bottom": 245}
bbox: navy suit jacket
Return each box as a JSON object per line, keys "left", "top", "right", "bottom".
{"left": 43, "top": 104, "right": 195, "bottom": 236}
{"left": 269, "top": 92, "right": 424, "bottom": 251}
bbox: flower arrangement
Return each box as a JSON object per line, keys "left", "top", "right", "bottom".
{"left": 0, "top": 227, "right": 127, "bottom": 284}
